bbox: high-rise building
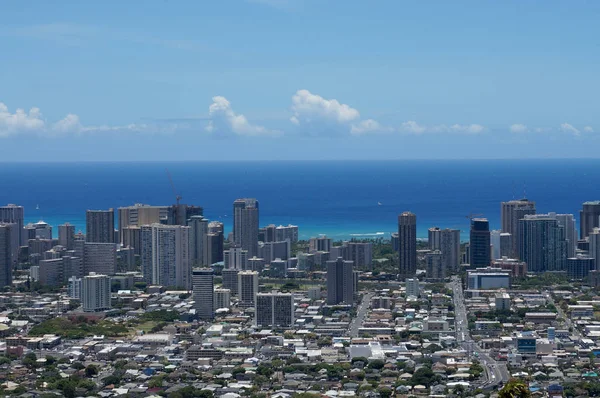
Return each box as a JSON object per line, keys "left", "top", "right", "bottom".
{"left": 426, "top": 250, "right": 444, "bottom": 280}
{"left": 470, "top": 218, "right": 491, "bottom": 268}
{"left": 310, "top": 236, "right": 333, "bottom": 253}
{"left": 25, "top": 221, "right": 52, "bottom": 240}
{"left": 519, "top": 215, "right": 567, "bottom": 272}
{"left": 428, "top": 227, "right": 441, "bottom": 250}
{"left": 188, "top": 216, "right": 209, "bottom": 267}
{"left": 233, "top": 198, "right": 259, "bottom": 258}
{"left": 440, "top": 228, "right": 461, "bottom": 273}
{"left": 391, "top": 233, "right": 399, "bottom": 252}
{"left": 238, "top": 270, "right": 259, "bottom": 308}
{"left": 224, "top": 245, "right": 248, "bottom": 270}
{"left": 84, "top": 243, "right": 117, "bottom": 275}
{"left": 492, "top": 257, "right": 528, "bottom": 277}
{"left": 122, "top": 226, "right": 142, "bottom": 256}
{"left": 205, "top": 233, "right": 223, "bottom": 265}
{"left": 82, "top": 272, "right": 111, "bottom": 312}
{"left": 551, "top": 213, "right": 577, "bottom": 258}
{"left": 141, "top": 224, "right": 191, "bottom": 289}
{"left": 405, "top": 278, "right": 420, "bottom": 298}
{"left": 0, "top": 225, "right": 13, "bottom": 287}
{"left": 248, "top": 257, "right": 266, "bottom": 272}
{"left": 0, "top": 204, "right": 24, "bottom": 246}
{"left": 168, "top": 204, "right": 203, "bottom": 226}
{"left": 118, "top": 204, "right": 169, "bottom": 243}
{"left": 490, "top": 230, "right": 501, "bottom": 260}
{"left": 255, "top": 292, "right": 294, "bottom": 327}
{"left": 566, "top": 257, "right": 595, "bottom": 280}
{"left": 86, "top": 209, "right": 115, "bottom": 243}
{"left": 275, "top": 225, "right": 299, "bottom": 243}
{"left": 501, "top": 199, "right": 536, "bottom": 257}
{"left": 500, "top": 233, "right": 512, "bottom": 258}
{"left": 214, "top": 288, "right": 231, "bottom": 310}
{"left": 68, "top": 276, "right": 82, "bottom": 299}
{"left": 326, "top": 257, "right": 354, "bottom": 305}
{"left": 258, "top": 240, "right": 291, "bottom": 264}
{"left": 589, "top": 228, "right": 600, "bottom": 264}
{"left": 192, "top": 268, "right": 214, "bottom": 320}
{"left": 222, "top": 269, "right": 239, "bottom": 296}
{"left": 398, "top": 212, "right": 417, "bottom": 278}
{"left": 58, "top": 223, "right": 75, "bottom": 250}
{"left": 345, "top": 242, "right": 373, "bottom": 269}
{"left": 580, "top": 201, "right": 600, "bottom": 239}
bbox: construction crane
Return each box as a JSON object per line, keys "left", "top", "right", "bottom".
{"left": 166, "top": 168, "right": 182, "bottom": 206}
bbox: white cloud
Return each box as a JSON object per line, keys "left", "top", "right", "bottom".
{"left": 400, "top": 121, "right": 427, "bottom": 134}
{"left": 206, "top": 96, "right": 279, "bottom": 136}
{"left": 290, "top": 89, "right": 360, "bottom": 127}
{"left": 398, "top": 121, "right": 485, "bottom": 135}
{"left": 584, "top": 126, "right": 594, "bottom": 133}
{"left": 449, "top": 124, "right": 485, "bottom": 134}
{"left": 560, "top": 123, "right": 580, "bottom": 136}
{"left": 509, "top": 123, "right": 528, "bottom": 133}
{"left": 0, "top": 103, "right": 45, "bottom": 137}
{"left": 53, "top": 114, "right": 82, "bottom": 134}
{"left": 350, "top": 119, "right": 393, "bottom": 135}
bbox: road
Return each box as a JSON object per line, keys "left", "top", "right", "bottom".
{"left": 546, "top": 291, "right": 581, "bottom": 338}
{"left": 450, "top": 276, "right": 510, "bottom": 390}
{"left": 349, "top": 292, "right": 374, "bottom": 337}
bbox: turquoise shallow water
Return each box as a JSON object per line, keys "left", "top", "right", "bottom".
{"left": 0, "top": 159, "right": 596, "bottom": 241}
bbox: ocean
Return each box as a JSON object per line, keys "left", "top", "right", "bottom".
{"left": 0, "top": 159, "right": 596, "bottom": 241}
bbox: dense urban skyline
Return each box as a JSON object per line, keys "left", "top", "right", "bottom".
{"left": 1, "top": 1, "right": 600, "bottom": 160}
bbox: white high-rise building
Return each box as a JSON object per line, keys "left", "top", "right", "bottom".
{"left": 141, "top": 223, "right": 191, "bottom": 289}
{"left": 0, "top": 204, "right": 24, "bottom": 246}
{"left": 224, "top": 245, "right": 248, "bottom": 270}
{"left": 238, "top": 270, "right": 259, "bottom": 308}
{"left": 309, "top": 236, "right": 332, "bottom": 253}
{"left": 491, "top": 229, "right": 501, "bottom": 260}
{"left": 256, "top": 292, "right": 294, "bottom": 327}
{"left": 405, "top": 278, "right": 420, "bottom": 298}
{"left": 589, "top": 228, "right": 600, "bottom": 263}
{"left": 214, "top": 288, "right": 231, "bottom": 310}
{"left": 82, "top": 272, "right": 111, "bottom": 312}
{"left": 192, "top": 268, "right": 214, "bottom": 320}
{"left": 188, "top": 216, "right": 209, "bottom": 267}
{"left": 68, "top": 276, "right": 82, "bottom": 299}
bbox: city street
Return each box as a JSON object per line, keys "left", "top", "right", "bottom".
{"left": 349, "top": 292, "right": 374, "bottom": 337}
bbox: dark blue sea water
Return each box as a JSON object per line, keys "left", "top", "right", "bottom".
{"left": 0, "top": 160, "right": 597, "bottom": 241}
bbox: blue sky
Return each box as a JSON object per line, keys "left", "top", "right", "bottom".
{"left": 1, "top": 0, "right": 600, "bottom": 160}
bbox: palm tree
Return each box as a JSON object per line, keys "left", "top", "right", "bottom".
{"left": 498, "top": 379, "right": 531, "bottom": 398}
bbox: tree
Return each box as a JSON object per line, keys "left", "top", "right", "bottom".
{"left": 377, "top": 387, "right": 392, "bottom": 398}
{"left": 85, "top": 364, "right": 98, "bottom": 378}
{"left": 22, "top": 352, "right": 37, "bottom": 369}
{"left": 498, "top": 379, "right": 531, "bottom": 398}
{"left": 367, "top": 359, "right": 385, "bottom": 370}
{"left": 102, "top": 374, "right": 122, "bottom": 386}
{"left": 71, "top": 362, "right": 85, "bottom": 370}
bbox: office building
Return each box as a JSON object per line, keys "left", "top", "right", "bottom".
{"left": 391, "top": 233, "right": 399, "bottom": 252}
{"left": 214, "top": 288, "right": 231, "bottom": 310}
{"left": 0, "top": 225, "right": 13, "bottom": 287}
{"left": 233, "top": 198, "right": 259, "bottom": 258}
{"left": 122, "top": 226, "right": 142, "bottom": 256}
{"left": 0, "top": 204, "right": 24, "bottom": 246}
{"left": 188, "top": 216, "right": 209, "bottom": 267}
{"left": 519, "top": 215, "right": 567, "bottom": 272}
{"left": 84, "top": 242, "right": 117, "bottom": 275}
{"left": 501, "top": 199, "right": 536, "bottom": 257}
{"left": 405, "top": 278, "right": 420, "bottom": 298}
{"left": 567, "top": 257, "right": 595, "bottom": 280}
{"left": 82, "top": 273, "right": 111, "bottom": 312}
{"left": 224, "top": 245, "right": 248, "bottom": 270}
{"left": 490, "top": 230, "right": 501, "bottom": 260}
{"left": 256, "top": 292, "right": 294, "bottom": 327}
{"left": 552, "top": 213, "right": 577, "bottom": 258}
{"left": 248, "top": 257, "right": 265, "bottom": 272}
{"left": 28, "top": 238, "right": 54, "bottom": 256}
{"left": 500, "top": 233, "right": 512, "bottom": 258}
{"left": 426, "top": 250, "right": 444, "bottom": 280}
{"left": 467, "top": 268, "right": 511, "bottom": 290}
{"left": 238, "top": 270, "right": 259, "bottom": 308}
{"left": 192, "top": 268, "right": 214, "bottom": 320}
{"left": 269, "top": 258, "right": 287, "bottom": 277}
{"left": 118, "top": 204, "right": 169, "bottom": 242}
{"left": 86, "top": 209, "right": 115, "bottom": 243}
{"left": 428, "top": 227, "right": 442, "bottom": 250}
{"left": 58, "top": 223, "right": 75, "bottom": 250}
{"left": 205, "top": 232, "right": 223, "bottom": 265}
{"left": 39, "top": 258, "right": 63, "bottom": 287}
{"left": 470, "top": 218, "right": 491, "bottom": 268}
{"left": 141, "top": 224, "right": 191, "bottom": 289}
{"left": 326, "top": 257, "right": 354, "bottom": 305}
{"left": 589, "top": 228, "right": 600, "bottom": 263}
{"left": 581, "top": 201, "right": 600, "bottom": 239}
{"left": 398, "top": 212, "right": 417, "bottom": 278}
{"left": 495, "top": 292, "right": 511, "bottom": 311}
{"left": 492, "top": 257, "right": 527, "bottom": 277}
{"left": 208, "top": 221, "right": 224, "bottom": 235}
{"left": 68, "top": 276, "right": 82, "bottom": 299}
{"left": 346, "top": 242, "right": 373, "bottom": 269}
{"left": 440, "top": 228, "right": 461, "bottom": 272}
{"left": 62, "top": 255, "right": 83, "bottom": 281}
{"left": 167, "top": 204, "right": 203, "bottom": 226}
{"left": 222, "top": 269, "right": 239, "bottom": 296}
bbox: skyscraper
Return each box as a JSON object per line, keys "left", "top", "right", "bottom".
{"left": 192, "top": 268, "right": 214, "bottom": 320}
{"left": 222, "top": 269, "right": 239, "bottom": 296}
{"left": 238, "top": 270, "right": 259, "bottom": 308}
{"left": 86, "top": 209, "right": 115, "bottom": 243}
{"left": 188, "top": 216, "right": 209, "bottom": 267}
{"left": 224, "top": 245, "right": 248, "bottom": 270}
{"left": 580, "top": 201, "right": 600, "bottom": 239}
{"left": 428, "top": 227, "right": 442, "bottom": 250}
{"left": 566, "top": 257, "right": 595, "bottom": 280}
{"left": 84, "top": 243, "right": 117, "bottom": 275}
{"left": 440, "top": 228, "right": 461, "bottom": 273}
{"left": 309, "top": 236, "right": 332, "bottom": 253}
{"left": 0, "top": 225, "right": 13, "bottom": 287}
{"left": 501, "top": 199, "right": 536, "bottom": 257}
{"left": 426, "top": 250, "right": 444, "bottom": 280}
{"left": 519, "top": 215, "right": 567, "bottom": 272}
{"left": 214, "top": 288, "right": 231, "bottom": 310}
{"left": 0, "top": 204, "right": 24, "bottom": 246}
{"left": 398, "top": 212, "right": 417, "bottom": 278}
{"left": 255, "top": 292, "right": 294, "bottom": 327}
{"left": 141, "top": 224, "right": 191, "bottom": 289}
{"left": 118, "top": 204, "right": 169, "bottom": 243}
{"left": 82, "top": 273, "right": 111, "bottom": 312}
{"left": 205, "top": 233, "right": 224, "bottom": 266}
{"left": 589, "top": 228, "right": 600, "bottom": 263}
{"left": 470, "top": 218, "right": 491, "bottom": 268}
{"left": 233, "top": 198, "right": 259, "bottom": 258}
{"left": 326, "top": 257, "right": 354, "bottom": 305}
{"left": 58, "top": 223, "right": 75, "bottom": 250}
